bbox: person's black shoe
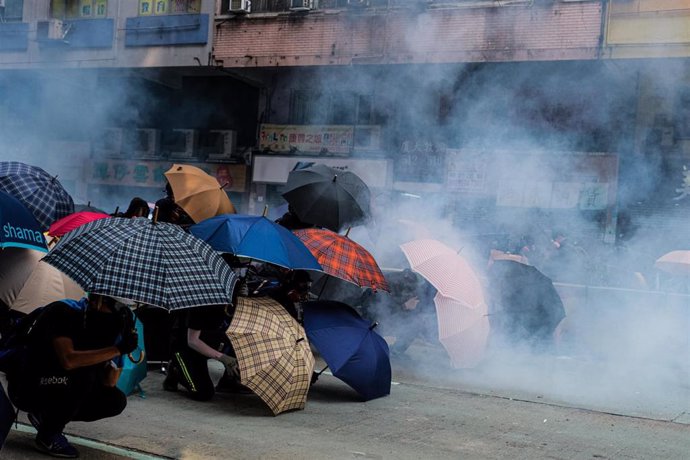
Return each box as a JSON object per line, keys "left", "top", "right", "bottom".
{"left": 35, "top": 432, "right": 79, "bottom": 458}
{"left": 215, "top": 379, "right": 252, "bottom": 394}
{"left": 162, "top": 372, "right": 178, "bottom": 392}
{"left": 162, "top": 362, "right": 179, "bottom": 392}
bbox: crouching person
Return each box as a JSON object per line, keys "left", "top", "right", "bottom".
{"left": 7, "top": 294, "right": 138, "bottom": 458}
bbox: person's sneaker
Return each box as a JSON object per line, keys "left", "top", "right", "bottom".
{"left": 35, "top": 432, "right": 79, "bottom": 458}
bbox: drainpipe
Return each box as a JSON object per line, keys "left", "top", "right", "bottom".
{"left": 597, "top": 0, "right": 609, "bottom": 59}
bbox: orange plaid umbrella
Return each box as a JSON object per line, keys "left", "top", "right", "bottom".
{"left": 227, "top": 296, "right": 314, "bottom": 415}
{"left": 293, "top": 228, "right": 389, "bottom": 292}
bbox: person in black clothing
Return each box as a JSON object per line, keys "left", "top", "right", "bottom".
{"left": 154, "top": 182, "right": 194, "bottom": 227}
{"left": 275, "top": 205, "right": 314, "bottom": 231}
{"left": 121, "top": 197, "right": 151, "bottom": 218}
{"left": 7, "top": 294, "right": 138, "bottom": 458}
{"left": 163, "top": 305, "right": 243, "bottom": 401}
{"left": 264, "top": 269, "right": 312, "bottom": 321}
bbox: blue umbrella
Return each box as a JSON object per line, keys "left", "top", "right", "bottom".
{"left": 0, "top": 190, "right": 47, "bottom": 252}
{"left": 189, "top": 214, "right": 322, "bottom": 271}
{"left": 302, "top": 300, "right": 391, "bottom": 401}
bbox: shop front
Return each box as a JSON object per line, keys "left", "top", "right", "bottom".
{"left": 85, "top": 158, "right": 248, "bottom": 215}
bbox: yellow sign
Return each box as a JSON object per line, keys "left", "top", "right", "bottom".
{"left": 138, "top": 0, "right": 153, "bottom": 15}
{"left": 154, "top": 0, "right": 169, "bottom": 15}
{"left": 80, "top": 0, "right": 93, "bottom": 16}
{"left": 88, "top": 159, "right": 247, "bottom": 193}
{"left": 259, "top": 124, "right": 354, "bottom": 155}
{"left": 95, "top": 0, "right": 108, "bottom": 17}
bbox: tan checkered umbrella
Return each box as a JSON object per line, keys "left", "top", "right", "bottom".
{"left": 227, "top": 296, "right": 315, "bottom": 415}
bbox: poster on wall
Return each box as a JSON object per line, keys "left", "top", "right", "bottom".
{"left": 87, "top": 159, "right": 247, "bottom": 193}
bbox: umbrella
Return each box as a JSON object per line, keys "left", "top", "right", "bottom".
{"left": 432, "top": 292, "right": 490, "bottom": 368}
{"left": 227, "top": 296, "right": 314, "bottom": 415}
{"left": 293, "top": 228, "right": 389, "bottom": 292}
{"left": 0, "top": 248, "right": 85, "bottom": 314}
{"left": 189, "top": 214, "right": 322, "bottom": 271}
{"left": 400, "top": 240, "right": 489, "bottom": 368}
{"left": 302, "top": 300, "right": 391, "bottom": 401}
{"left": 654, "top": 250, "right": 690, "bottom": 275}
{"left": 400, "top": 239, "right": 484, "bottom": 306}
{"left": 74, "top": 202, "right": 107, "bottom": 214}
{"left": 0, "top": 190, "right": 47, "bottom": 252}
{"left": 42, "top": 217, "right": 238, "bottom": 311}
{"left": 281, "top": 164, "right": 371, "bottom": 232}
{"left": 487, "top": 259, "right": 566, "bottom": 346}
{"left": 48, "top": 211, "right": 111, "bottom": 237}
{"left": 0, "top": 161, "right": 74, "bottom": 230}
{"left": 164, "top": 164, "right": 236, "bottom": 224}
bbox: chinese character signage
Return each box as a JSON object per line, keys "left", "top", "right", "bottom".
{"left": 259, "top": 124, "right": 354, "bottom": 155}
{"left": 394, "top": 141, "right": 446, "bottom": 183}
{"left": 87, "top": 159, "right": 247, "bottom": 193}
{"left": 445, "top": 150, "right": 617, "bottom": 211}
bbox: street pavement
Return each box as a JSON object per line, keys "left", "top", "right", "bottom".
{"left": 3, "top": 341, "right": 689, "bottom": 460}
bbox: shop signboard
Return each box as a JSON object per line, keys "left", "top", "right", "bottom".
{"left": 445, "top": 149, "right": 618, "bottom": 211}
{"left": 87, "top": 159, "right": 247, "bottom": 193}
{"left": 393, "top": 141, "right": 446, "bottom": 184}
{"left": 259, "top": 124, "right": 354, "bottom": 155}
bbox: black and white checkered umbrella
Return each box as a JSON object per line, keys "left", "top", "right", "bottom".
{"left": 0, "top": 161, "right": 74, "bottom": 231}
{"left": 42, "top": 217, "right": 238, "bottom": 311}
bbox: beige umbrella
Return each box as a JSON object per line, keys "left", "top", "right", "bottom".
{"left": 400, "top": 239, "right": 488, "bottom": 368}
{"left": 164, "top": 164, "right": 236, "bottom": 223}
{"left": 0, "top": 247, "right": 84, "bottom": 314}
{"left": 227, "top": 296, "right": 314, "bottom": 415}
{"left": 654, "top": 250, "right": 690, "bottom": 275}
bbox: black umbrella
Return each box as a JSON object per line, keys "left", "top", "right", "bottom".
{"left": 281, "top": 164, "right": 371, "bottom": 232}
{"left": 487, "top": 260, "right": 565, "bottom": 347}
{"left": 0, "top": 161, "right": 74, "bottom": 231}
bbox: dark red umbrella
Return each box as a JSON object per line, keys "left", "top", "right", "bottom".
{"left": 293, "top": 228, "right": 389, "bottom": 292}
{"left": 48, "top": 211, "right": 111, "bottom": 237}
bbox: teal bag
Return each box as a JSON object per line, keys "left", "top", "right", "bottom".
{"left": 116, "top": 318, "right": 147, "bottom": 397}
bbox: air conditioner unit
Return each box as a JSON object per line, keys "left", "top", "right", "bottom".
{"left": 290, "top": 0, "right": 315, "bottom": 11}
{"left": 46, "top": 19, "right": 66, "bottom": 40}
{"left": 132, "top": 128, "right": 162, "bottom": 159}
{"left": 0, "top": 0, "right": 6, "bottom": 8}
{"left": 94, "top": 128, "right": 124, "bottom": 158}
{"left": 168, "top": 129, "right": 198, "bottom": 159}
{"left": 205, "top": 130, "right": 238, "bottom": 162}
{"left": 229, "top": 0, "right": 251, "bottom": 13}
{"left": 346, "top": 0, "right": 369, "bottom": 7}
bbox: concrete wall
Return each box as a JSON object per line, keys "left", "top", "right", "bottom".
{"left": 0, "top": 0, "right": 215, "bottom": 70}
{"left": 214, "top": 1, "right": 602, "bottom": 67}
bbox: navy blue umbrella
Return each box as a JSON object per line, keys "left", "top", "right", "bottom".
{"left": 0, "top": 161, "right": 74, "bottom": 231}
{"left": 302, "top": 300, "right": 391, "bottom": 401}
{"left": 189, "top": 214, "right": 322, "bottom": 271}
{"left": 0, "top": 190, "right": 47, "bottom": 252}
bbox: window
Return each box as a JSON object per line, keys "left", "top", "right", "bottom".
{"left": 138, "top": 0, "right": 201, "bottom": 15}
{"left": 0, "top": 0, "right": 24, "bottom": 22}
{"left": 51, "top": 0, "right": 107, "bottom": 19}
{"left": 289, "top": 90, "right": 376, "bottom": 125}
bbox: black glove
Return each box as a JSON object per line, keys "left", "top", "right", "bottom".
{"left": 116, "top": 330, "right": 139, "bottom": 355}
